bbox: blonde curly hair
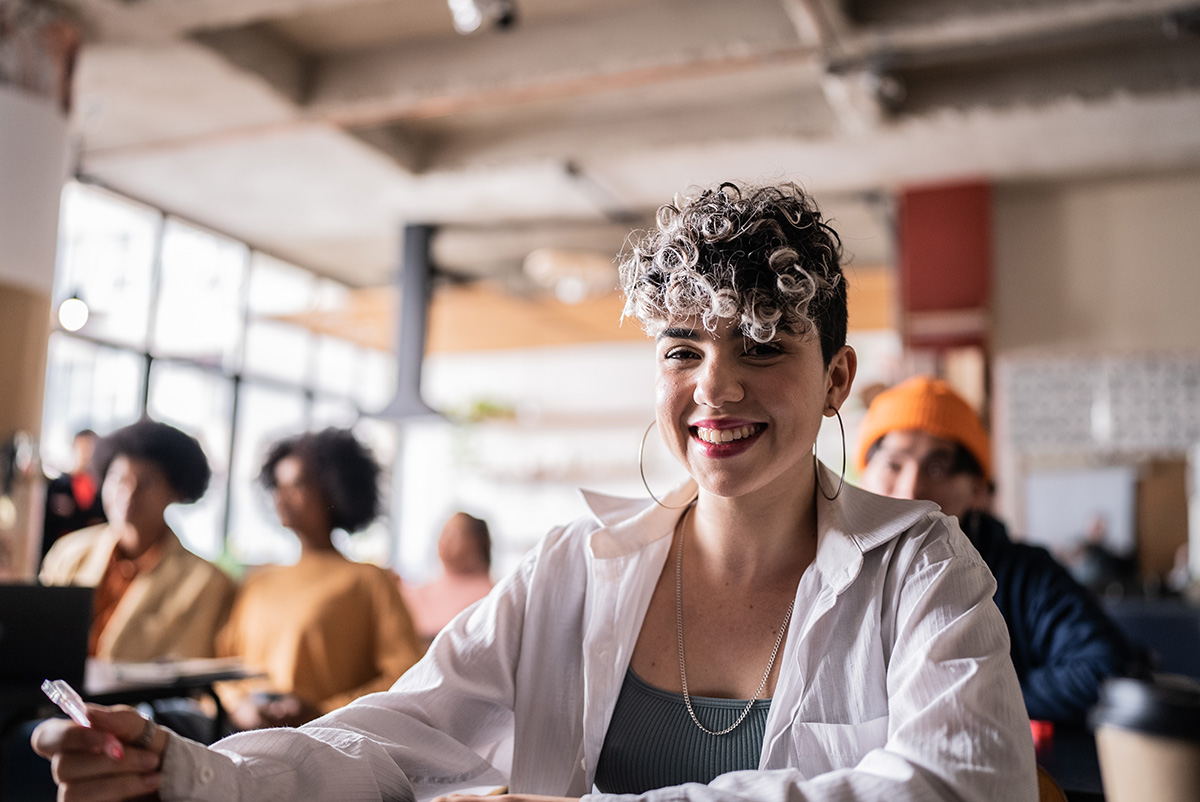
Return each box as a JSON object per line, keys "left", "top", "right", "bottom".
{"left": 619, "top": 182, "right": 847, "bottom": 363}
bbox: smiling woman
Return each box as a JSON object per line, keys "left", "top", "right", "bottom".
{"left": 33, "top": 183, "right": 1037, "bottom": 802}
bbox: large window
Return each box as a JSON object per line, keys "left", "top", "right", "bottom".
{"left": 44, "top": 182, "right": 398, "bottom": 567}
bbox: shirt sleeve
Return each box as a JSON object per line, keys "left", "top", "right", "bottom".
{"left": 159, "top": 724, "right": 417, "bottom": 802}
{"left": 157, "top": 545, "right": 542, "bottom": 802}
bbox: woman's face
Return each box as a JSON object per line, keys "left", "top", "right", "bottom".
{"left": 101, "top": 455, "right": 177, "bottom": 537}
{"left": 271, "top": 454, "right": 331, "bottom": 536}
{"left": 655, "top": 316, "right": 855, "bottom": 501}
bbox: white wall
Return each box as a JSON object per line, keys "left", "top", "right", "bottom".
{"left": 990, "top": 171, "right": 1200, "bottom": 543}
{"left": 993, "top": 170, "right": 1200, "bottom": 354}
{"left": 0, "top": 86, "right": 69, "bottom": 294}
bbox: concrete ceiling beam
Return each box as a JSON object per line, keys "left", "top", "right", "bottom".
{"left": 87, "top": 0, "right": 821, "bottom": 160}
{"left": 307, "top": 0, "right": 813, "bottom": 123}
{"left": 191, "top": 26, "right": 314, "bottom": 105}
{"left": 830, "top": 0, "right": 1200, "bottom": 68}
{"left": 58, "top": 0, "right": 379, "bottom": 40}
{"left": 786, "top": 0, "right": 891, "bottom": 134}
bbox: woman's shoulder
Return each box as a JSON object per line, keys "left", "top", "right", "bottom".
{"left": 40, "top": 524, "right": 113, "bottom": 582}
{"left": 345, "top": 558, "right": 401, "bottom": 586}
{"left": 315, "top": 557, "right": 405, "bottom": 601}
{"left": 44, "top": 523, "right": 110, "bottom": 555}
{"left": 170, "top": 545, "right": 237, "bottom": 592}
{"left": 836, "top": 483, "right": 985, "bottom": 570}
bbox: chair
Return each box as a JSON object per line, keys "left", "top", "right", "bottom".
{"left": 1037, "top": 763, "right": 1067, "bottom": 802}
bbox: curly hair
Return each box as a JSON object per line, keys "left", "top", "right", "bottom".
{"left": 619, "top": 182, "right": 848, "bottom": 364}
{"left": 259, "top": 427, "right": 382, "bottom": 534}
{"left": 94, "top": 418, "right": 211, "bottom": 504}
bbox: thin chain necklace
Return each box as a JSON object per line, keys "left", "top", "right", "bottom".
{"left": 675, "top": 508, "right": 796, "bottom": 736}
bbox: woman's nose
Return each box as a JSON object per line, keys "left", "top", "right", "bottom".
{"left": 693, "top": 357, "right": 744, "bottom": 408}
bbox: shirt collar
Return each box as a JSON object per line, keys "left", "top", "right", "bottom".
{"left": 102, "top": 524, "right": 182, "bottom": 575}
{"left": 580, "top": 463, "right": 938, "bottom": 594}
{"left": 813, "top": 461, "right": 939, "bottom": 593}
{"left": 580, "top": 480, "right": 695, "bottom": 559}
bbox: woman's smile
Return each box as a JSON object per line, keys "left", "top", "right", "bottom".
{"left": 691, "top": 420, "right": 767, "bottom": 456}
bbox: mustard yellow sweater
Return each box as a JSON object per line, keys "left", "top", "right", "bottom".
{"left": 217, "top": 550, "right": 421, "bottom": 713}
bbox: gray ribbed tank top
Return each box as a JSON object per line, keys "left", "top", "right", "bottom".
{"left": 593, "top": 668, "right": 771, "bottom": 794}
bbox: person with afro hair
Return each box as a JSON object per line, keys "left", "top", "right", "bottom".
{"left": 40, "top": 418, "right": 236, "bottom": 661}
{"left": 217, "top": 427, "right": 421, "bottom": 729}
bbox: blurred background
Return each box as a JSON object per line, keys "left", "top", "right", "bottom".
{"left": 2, "top": 0, "right": 1199, "bottom": 591}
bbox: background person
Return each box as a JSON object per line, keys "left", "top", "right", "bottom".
{"left": 401, "top": 511, "right": 495, "bottom": 645}
{"left": 857, "top": 375, "right": 1144, "bottom": 726}
{"left": 217, "top": 427, "right": 422, "bottom": 730}
{"left": 34, "top": 183, "right": 1036, "bottom": 802}
{"left": 40, "top": 428, "right": 106, "bottom": 566}
{"left": 1059, "top": 512, "right": 1138, "bottom": 596}
{"left": 40, "top": 418, "right": 235, "bottom": 661}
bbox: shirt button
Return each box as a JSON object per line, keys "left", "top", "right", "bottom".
{"left": 199, "top": 766, "right": 215, "bottom": 784}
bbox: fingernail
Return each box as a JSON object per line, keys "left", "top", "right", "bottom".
{"left": 105, "top": 735, "right": 124, "bottom": 761}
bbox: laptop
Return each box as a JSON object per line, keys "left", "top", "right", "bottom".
{"left": 0, "top": 583, "right": 93, "bottom": 708}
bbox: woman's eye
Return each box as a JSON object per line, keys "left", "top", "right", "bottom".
{"left": 744, "top": 342, "right": 784, "bottom": 358}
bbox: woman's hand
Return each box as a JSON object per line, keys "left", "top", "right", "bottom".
{"left": 31, "top": 704, "right": 168, "bottom": 802}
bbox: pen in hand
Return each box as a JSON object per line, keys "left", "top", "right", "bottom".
{"left": 41, "top": 678, "right": 125, "bottom": 761}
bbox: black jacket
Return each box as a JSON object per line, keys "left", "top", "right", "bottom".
{"left": 961, "top": 510, "right": 1143, "bottom": 725}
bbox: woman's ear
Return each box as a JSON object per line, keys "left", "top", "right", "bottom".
{"left": 825, "top": 345, "right": 857, "bottom": 413}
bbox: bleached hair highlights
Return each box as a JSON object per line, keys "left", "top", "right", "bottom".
{"left": 619, "top": 182, "right": 847, "bottom": 364}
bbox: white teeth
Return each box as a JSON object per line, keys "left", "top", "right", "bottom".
{"left": 696, "top": 424, "right": 760, "bottom": 444}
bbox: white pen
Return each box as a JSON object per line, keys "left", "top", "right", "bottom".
{"left": 41, "top": 678, "right": 125, "bottom": 760}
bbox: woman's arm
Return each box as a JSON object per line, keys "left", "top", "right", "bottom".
{"left": 34, "top": 536, "right": 553, "bottom": 802}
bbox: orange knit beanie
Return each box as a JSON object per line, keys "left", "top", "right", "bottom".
{"left": 855, "top": 376, "right": 991, "bottom": 480}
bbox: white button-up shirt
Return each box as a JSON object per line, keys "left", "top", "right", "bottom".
{"left": 162, "top": 471, "right": 1036, "bottom": 801}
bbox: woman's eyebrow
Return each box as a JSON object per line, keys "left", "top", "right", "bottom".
{"left": 657, "top": 327, "right": 700, "bottom": 341}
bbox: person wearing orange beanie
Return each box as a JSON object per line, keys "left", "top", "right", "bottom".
{"left": 858, "top": 376, "right": 1145, "bottom": 726}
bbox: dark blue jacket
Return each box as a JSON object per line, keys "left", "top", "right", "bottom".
{"left": 961, "top": 510, "right": 1143, "bottom": 725}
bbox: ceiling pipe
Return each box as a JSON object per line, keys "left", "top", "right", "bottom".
{"left": 377, "top": 223, "right": 442, "bottom": 421}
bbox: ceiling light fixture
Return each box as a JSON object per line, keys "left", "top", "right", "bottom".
{"left": 449, "top": 0, "right": 516, "bottom": 34}
{"left": 58, "top": 293, "right": 89, "bottom": 332}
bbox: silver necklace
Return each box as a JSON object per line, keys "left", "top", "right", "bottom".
{"left": 675, "top": 510, "right": 796, "bottom": 737}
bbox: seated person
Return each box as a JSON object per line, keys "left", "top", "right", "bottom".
{"left": 217, "top": 427, "right": 422, "bottom": 730}
{"left": 857, "top": 375, "right": 1145, "bottom": 725}
{"left": 401, "top": 511, "right": 495, "bottom": 645}
{"left": 41, "top": 427, "right": 107, "bottom": 566}
{"left": 34, "top": 182, "right": 1037, "bottom": 801}
{"left": 40, "top": 418, "right": 235, "bottom": 661}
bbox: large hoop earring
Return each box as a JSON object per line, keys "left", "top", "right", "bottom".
{"left": 814, "top": 406, "right": 846, "bottom": 501}
{"left": 639, "top": 420, "right": 696, "bottom": 509}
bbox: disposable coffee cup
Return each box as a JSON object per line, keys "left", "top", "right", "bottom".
{"left": 1090, "top": 675, "right": 1200, "bottom": 802}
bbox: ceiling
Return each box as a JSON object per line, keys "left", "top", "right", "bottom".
{"left": 57, "top": 0, "right": 1200, "bottom": 290}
